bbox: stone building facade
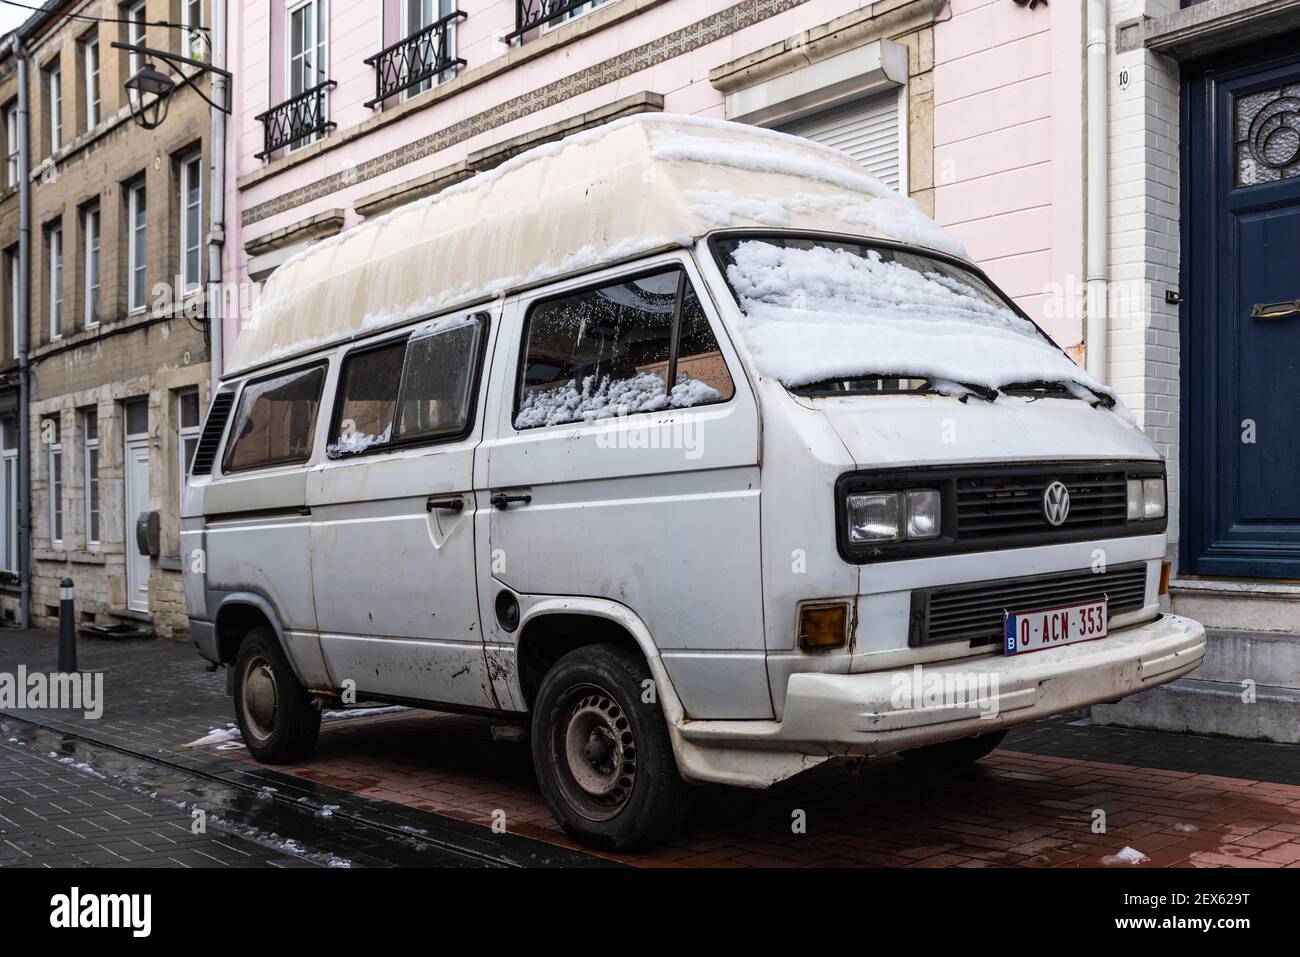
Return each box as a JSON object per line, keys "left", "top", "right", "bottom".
{"left": 0, "top": 0, "right": 213, "bottom": 637}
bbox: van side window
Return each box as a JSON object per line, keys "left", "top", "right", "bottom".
{"left": 396, "top": 317, "right": 483, "bottom": 441}
{"left": 222, "top": 364, "right": 326, "bottom": 473}
{"left": 328, "top": 314, "right": 485, "bottom": 457}
{"left": 515, "top": 268, "right": 734, "bottom": 430}
{"left": 329, "top": 342, "right": 404, "bottom": 456}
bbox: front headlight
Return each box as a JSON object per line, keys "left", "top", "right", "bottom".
{"left": 847, "top": 489, "right": 941, "bottom": 544}
{"left": 1127, "top": 475, "right": 1165, "bottom": 520}
{"left": 847, "top": 492, "right": 902, "bottom": 543}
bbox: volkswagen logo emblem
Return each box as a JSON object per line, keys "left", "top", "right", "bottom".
{"left": 1042, "top": 480, "right": 1071, "bottom": 526}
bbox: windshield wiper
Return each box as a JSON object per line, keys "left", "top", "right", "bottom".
{"left": 794, "top": 375, "right": 998, "bottom": 402}
{"left": 1003, "top": 379, "right": 1116, "bottom": 409}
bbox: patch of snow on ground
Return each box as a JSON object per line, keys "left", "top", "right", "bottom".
{"left": 185, "top": 725, "right": 243, "bottom": 748}
{"left": 723, "top": 240, "right": 1108, "bottom": 394}
{"left": 1101, "top": 846, "right": 1150, "bottom": 866}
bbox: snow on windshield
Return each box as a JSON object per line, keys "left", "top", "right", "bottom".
{"left": 722, "top": 240, "right": 1106, "bottom": 394}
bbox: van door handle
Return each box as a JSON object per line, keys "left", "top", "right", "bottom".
{"left": 426, "top": 497, "right": 464, "bottom": 513}
{"left": 490, "top": 492, "right": 532, "bottom": 510}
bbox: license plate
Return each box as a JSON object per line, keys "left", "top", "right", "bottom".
{"left": 1004, "top": 599, "right": 1108, "bottom": 655}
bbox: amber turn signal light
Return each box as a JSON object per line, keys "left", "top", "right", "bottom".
{"left": 798, "top": 603, "right": 849, "bottom": 652}
{"left": 1159, "top": 560, "right": 1172, "bottom": 596}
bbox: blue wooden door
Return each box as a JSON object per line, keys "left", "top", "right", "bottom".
{"left": 1184, "top": 37, "right": 1300, "bottom": 579}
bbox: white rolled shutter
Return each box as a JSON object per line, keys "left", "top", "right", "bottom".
{"left": 776, "top": 90, "right": 902, "bottom": 192}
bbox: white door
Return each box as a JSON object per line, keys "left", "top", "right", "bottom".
{"left": 308, "top": 310, "right": 495, "bottom": 707}
{"left": 777, "top": 89, "right": 903, "bottom": 191}
{"left": 125, "top": 437, "right": 151, "bottom": 612}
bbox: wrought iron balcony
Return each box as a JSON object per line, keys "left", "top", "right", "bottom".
{"left": 255, "top": 80, "right": 337, "bottom": 160}
{"left": 505, "top": 0, "right": 599, "bottom": 44}
{"left": 365, "top": 11, "right": 467, "bottom": 108}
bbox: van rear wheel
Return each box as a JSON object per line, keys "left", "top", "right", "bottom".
{"left": 233, "top": 627, "right": 321, "bottom": 764}
{"left": 899, "top": 729, "right": 1006, "bottom": 769}
{"left": 531, "top": 644, "right": 692, "bottom": 852}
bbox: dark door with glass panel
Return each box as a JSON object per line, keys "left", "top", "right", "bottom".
{"left": 1184, "top": 35, "right": 1300, "bottom": 578}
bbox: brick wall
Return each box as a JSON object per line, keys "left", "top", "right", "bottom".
{"left": 1106, "top": 0, "right": 1183, "bottom": 561}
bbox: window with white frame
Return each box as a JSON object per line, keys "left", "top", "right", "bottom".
{"left": 177, "top": 389, "right": 200, "bottom": 509}
{"left": 127, "top": 180, "right": 147, "bottom": 311}
{"left": 183, "top": 1, "right": 205, "bottom": 58}
{"left": 126, "top": 1, "right": 146, "bottom": 77}
{"left": 83, "top": 34, "right": 100, "bottom": 129}
{"left": 4, "top": 103, "right": 18, "bottom": 187}
{"left": 546, "top": 0, "right": 611, "bottom": 30}
{"left": 83, "top": 410, "right": 100, "bottom": 545}
{"left": 46, "top": 417, "right": 63, "bottom": 545}
{"left": 48, "top": 224, "right": 62, "bottom": 340}
{"left": 180, "top": 153, "right": 202, "bottom": 294}
{"left": 0, "top": 416, "right": 16, "bottom": 571}
{"left": 287, "top": 0, "right": 328, "bottom": 150}
{"left": 83, "top": 203, "right": 100, "bottom": 327}
{"left": 401, "top": 0, "right": 456, "bottom": 99}
{"left": 47, "top": 65, "right": 61, "bottom": 154}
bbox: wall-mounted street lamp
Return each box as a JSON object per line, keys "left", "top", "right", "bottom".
{"left": 112, "top": 38, "right": 232, "bottom": 131}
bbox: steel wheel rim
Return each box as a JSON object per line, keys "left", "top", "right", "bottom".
{"left": 554, "top": 682, "right": 637, "bottom": 822}
{"left": 241, "top": 654, "right": 279, "bottom": 743}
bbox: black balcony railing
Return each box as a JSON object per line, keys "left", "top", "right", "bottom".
{"left": 505, "top": 0, "right": 598, "bottom": 44}
{"left": 255, "top": 80, "right": 337, "bottom": 160}
{"left": 365, "top": 11, "right": 467, "bottom": 108}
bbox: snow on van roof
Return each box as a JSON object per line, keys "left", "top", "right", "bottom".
{"left": 227, "top": 114, "right": 971, "bottom": 375}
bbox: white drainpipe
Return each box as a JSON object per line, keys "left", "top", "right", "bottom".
{"left": 208, "top": 0, "right": 227, "bottom": 393}
{"left": 1086, "top": 0, "right": 1109, "bottom": 383}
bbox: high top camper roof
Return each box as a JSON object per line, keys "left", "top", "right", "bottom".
{"left": 227, "top": 114, "right": 970, "bottom": 375}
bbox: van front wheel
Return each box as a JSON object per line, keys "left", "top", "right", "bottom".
{"left": 233, "top": 627, "right": 321, "bottom": 764}
{"left": 899, "top": 729, "right": 1006, "bottom": 769}
{"left": 531, "top": 644, "right": 692, "bottom": 852}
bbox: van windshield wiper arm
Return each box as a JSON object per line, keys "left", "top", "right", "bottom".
{"left": 793, "top": 374, "right": 996, "bottom": 401}
{"left": 1004, "top": 378, "right": 1116, "bottom": 409}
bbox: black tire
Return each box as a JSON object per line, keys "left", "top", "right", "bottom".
{"left": 531, "top": 643, "right": 693, "bottom": 851}
{"left": 899, "top": 729, "right": 1007, "bottom": 769}
{"left": 232, "top": 626, "right": 321, "bottom": 764}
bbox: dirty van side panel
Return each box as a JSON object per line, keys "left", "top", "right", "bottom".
{"left": 480, "top": 255, "right": 768, "bottom": 720}
{"left": 201, "top": 364, "right": 329, "bottom": 686}
{"left": 306, "top": 312, "right": 497, "bottom": 709}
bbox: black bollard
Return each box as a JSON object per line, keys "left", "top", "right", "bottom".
{"left": 57, "top": 577, "right": 76, "bottom": 673}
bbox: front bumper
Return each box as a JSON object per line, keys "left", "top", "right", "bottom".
{"left": 668, "top": 613, "right": 1205, "bottom": 788}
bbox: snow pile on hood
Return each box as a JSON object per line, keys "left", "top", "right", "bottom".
{"left": 723, "top": 240, "right": 1106, "bottom": 394}
{"left": 515, "top": 371, "right": 722, "bottom": 429}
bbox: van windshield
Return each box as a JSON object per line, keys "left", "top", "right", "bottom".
{"left": 712, "top": 236, "right": 1108, "bottom": 402}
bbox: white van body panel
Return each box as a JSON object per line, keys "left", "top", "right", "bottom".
{"left": 306, "top": 309, "right": 497, "bottom": 708}
{"left": 479, "top": 253, "right": 768, "bottom": 719}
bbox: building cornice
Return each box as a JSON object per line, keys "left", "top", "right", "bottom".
{"left": 1116, "top": 0, "right": 1300, "bottom": 59}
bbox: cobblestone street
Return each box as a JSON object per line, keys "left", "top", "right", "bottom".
{"left": 2, "top": 628, "right": 1298, "bottom": 869}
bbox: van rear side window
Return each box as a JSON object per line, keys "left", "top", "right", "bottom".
{"left": 222, "top": 364, "right": 326, "bottom": 473}
{"left": 328, "top": 314, "right": 485, "bottom": 458}
{"left": 515, "top": 268, "right": 734, "bottom": 430}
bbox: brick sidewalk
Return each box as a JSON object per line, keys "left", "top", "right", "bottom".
{"left": 232, "top": 708, "right": 1300, "bottom": 868}
{"left": 5, "top": 626, "right": 1299, "bottom": 868}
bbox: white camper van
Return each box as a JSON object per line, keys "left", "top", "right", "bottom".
{"left": 182, "top": 115, "right": 1205, "bottom": 851}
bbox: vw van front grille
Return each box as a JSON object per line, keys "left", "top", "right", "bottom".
{"left": 909, "top": 563, "right": 1149, "bottom": 648}
{"left": 956, "top": 471, "right": 1128, "bottom": 538}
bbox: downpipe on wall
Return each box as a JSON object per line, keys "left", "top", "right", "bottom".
{"left": 1086, "top": 0, "right": 1109, "bottom": 384}
{"left": 11, "top": 35, "right": 31, "bottom": 628}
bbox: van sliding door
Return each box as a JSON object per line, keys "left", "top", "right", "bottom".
{"left": 306, "top": 309, "right": 497, "bottom": 708}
